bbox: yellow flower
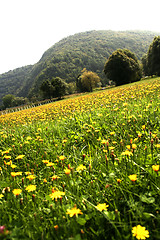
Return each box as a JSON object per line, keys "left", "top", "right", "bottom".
{"left": 121, "top": 150, "right": 133, "bottom": 156}
{"left": 12, "top": 189, "right": 22, "bottom": 196}
{"left": 0, "top": 194, "right": 4, "bottom": 199}
{"left": 142, "top": 125, "right": 146, "bottom": 130}
{"left": 4, "top": 155, "right": 11, "bottom": 160}
{"left": 117, "top": 179, "right": 122, "bottom": 183}
{"left": 51, "top": 175, "right": 60, "bottom": 180}
{"left": 59, "top": 155, "right": 65, "bottom": 161}
{"left": 155, "top": 144, "right": 160, "bottom": 148}
{"left": 132, "top": 225, "right": 149, "bottom": 239}
{"left": 26, "top": 136, "right": 32, "bottom": 141}
{"left": 46, "top": 162, "right": 54, "bottom": 167}
{"left": 110, "top": 131, "right": 115, "bottom": 136}
{"left": 66, "top": 206, "right": 83, "bottom": 217}
{"left": 129, "top": 174, "right": 137, "bottom": 182}
{"left": 49, "top": 190, "right": 65, "bottom": 200}
{"left": 26, "top": 174, "right": 36, "bottom": 180}
{"left": 132, "top": 144, "right": 137, "bottom": 149}
{"left": 16, "top": 155, "right": 25, "bottom": 160}
{"left": 96, "top": 203, "right": 109, "bottom": 211}
{"left": 76, "top": 164, "right": 86, "bottom": 172}
{"left": 11, "top": 164, "right": 17, "bottom": 169}
{"left": 101, "top": 139, "right": 108, "bottom": 145}
{"left": 6, "top": 160, "right": 12, "bottom": 165}
{"left": 42, "top": 160, "right": 49, "bottom": 164}
{"left": 65, "top": 168, "right": 71, "bottom": 175}
{"left": 25, "top": 171, "right": 31, "bottom": 175}
{"left": 152, "top": 165, "right": 159, "bottom": 172}
{"left": 11, "top": 172, "right": 22, "bottom": 177}
{"left": 25, "top": 185, "right": 36, "bottom": 192}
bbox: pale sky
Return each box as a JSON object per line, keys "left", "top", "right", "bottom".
{"left": 0, "top": 0, "right": 160, "bottom": 74}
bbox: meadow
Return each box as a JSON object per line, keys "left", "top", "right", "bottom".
{"left": 0, "top": 77, "right": 160, "bottom": 239}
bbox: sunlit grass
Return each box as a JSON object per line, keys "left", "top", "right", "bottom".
{"left": 0, "top": 77, "right": 160, "bottom": 239}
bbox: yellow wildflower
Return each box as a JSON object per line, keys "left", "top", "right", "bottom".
{"left": 0, "top": 194, "right": 4, "bottom": 199}
{"left": 132, "top": 225, "right": 149, "bottom": 239}
{"left": 76, "top": 164, "right": 86, "bottom": 172}
{"left": 49, "top": 190, "right": 65, "bottom": 200}
{"left": 26, "top": 174, "right": 36, "bottom": 180}
{"left": 96, "top": 203, "right": 109, "bottom": 211}
{"left": 25, "top": 185, "right": 36, "bottom": 192}
{"left": 128, "top": 174, "right": 137, "bottom": 182}
{"left": 66, "top": 206, "right": 83, "bottom": 217}
{"left": 59, "top": 156, "right": 65, "bottom": 161}
{"left": 12, "top": 189, "right": 22, "bottom": 196}
{"left": 152, "top": 165, "right": 159, "bottom": 172}
{"left": 16, "top": 155, "right": 25, "bottom": 160}
{"left": 65, "top": 168, "right": 71, "bottom": 175}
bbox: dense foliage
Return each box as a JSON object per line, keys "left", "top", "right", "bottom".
{"left": 0, "top": 78, "right": 160, "bottom": 239}
{"left": 76, "top": 69, "right": 101, "bottom": 92}
{"left": 104, "top": 49, "right": 142, "bottom": 85}
{"left": 0, "top": 30, "right": 158, "bottom": 104}
{"left": 40, "top": 77, "right": 68, "bottom": 99}
{"left": 142, "top": 36, "right": 160, "bottom": 76}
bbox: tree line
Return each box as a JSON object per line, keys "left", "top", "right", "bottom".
{"left": 1, "top": 36, "right": 160, "bottom": 109}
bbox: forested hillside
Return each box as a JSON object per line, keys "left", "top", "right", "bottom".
{"left": 0, "top": 30, "right": 159, "bottom": 104}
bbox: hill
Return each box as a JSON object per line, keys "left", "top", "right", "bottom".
{"left": 0, "top": 30, "right": 159, "bottom": 104}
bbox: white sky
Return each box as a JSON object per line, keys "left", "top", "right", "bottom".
{"left": 0, "top": 0, "right": 160, "bottom": 74}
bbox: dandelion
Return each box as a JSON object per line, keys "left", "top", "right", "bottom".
{"left": 96, "top": 203, "right": 109, "bottom": 211}
{"left": 76, "top": 164, "right": 86, "bottom": 172}
{"left": 12, "top": 189, "right": 22, "bottom": 196}
{"left": 46, "top": 162, "right": 54, "bottom": 167}
{"left": 129, "top": 174, "right": 137, "bottom": 182}
{"left": 25, "top": 185, "right": 36, "bottom": 192}
{"left": 110, "top": 131, "right": 115, "bottom": 136}
{"left": 132, "top": 225, "right": 149, "bottom": 239}
{"left": 51, "top": 175, "right": 60, "bottom": 180}
{"left": 0, "top": 194, "right": 4, "bottom": 199}
{"left": 155, "top": 144, "right": 160, "bottom": 148}
{"left": 152, "top": 164, "right": 159, "bottom": 172}
{"left": 66, "top": 206, "right": 83, "bottom": 217}
{"left": 59, "top": 156, "right": 65, "bottom": 161}
{"left": 42, "top": 160, "right": 49, "bottom": 164}
{"left": 117, "top": 179, "right": 122, "bottom": 183}
{"left": 121, "top": 150, "right": 133, "bottom": 156}
{"left": 16, "top": 155, "right": 25, "bottom": 160}
{"left": 49, "top": 190, "right": 65, "bottom": 200}
{"left": 65, "top": 168, "right": 71, "bottom": 175}
{"left": 132, "top": 144, "right": 137, "bottom": 149}
{"left": 26, "top": 175, "right": 36, "bottom": 180}
{"left": 25, "top": 171, "right": 31, "bottom": 175}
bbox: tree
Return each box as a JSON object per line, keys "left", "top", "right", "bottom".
{"left": 40, "top": 79, "right": 53, "bottom": 99}
{"left": 76, "top": 69, "right": 101, "bottom": 92}
{"left": 104, "top": 49, "right": 142, "bottom": 86}
{"left": 51, "top": 77, "right": 68, "bottom": 99}
{"left": 40, "top": 77, "right": 67, "bottom": 99}
{"left": 143, "top": 36, "right": 160, "bottom": 76}
{"left": 2, "top": 94, "right": 14, "bottom": 109}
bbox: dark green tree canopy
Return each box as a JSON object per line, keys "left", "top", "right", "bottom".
{"left": 104, "top": 49, "right": 142, "bottom": 86}
{"left": 143, "top": 36, "right": 160, "bottom": 76}
{"left": 40, "top": 77, "right": 67, "bottom": 99}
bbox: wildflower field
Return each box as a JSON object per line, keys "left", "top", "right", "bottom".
{"left": 0, "top": 77, "right": 160, "bottom": 239}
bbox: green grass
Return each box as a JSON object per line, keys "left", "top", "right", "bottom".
{"left": 0, "top": 77, "right": 160, "bottom": 239}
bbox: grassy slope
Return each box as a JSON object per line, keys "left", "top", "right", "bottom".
{"left": 0, "top": 77, "right": 160, "bottom": 239}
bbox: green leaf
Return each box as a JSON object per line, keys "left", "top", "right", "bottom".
{"left": 140, "top": 194, "right": 155, "bottom": 204}
{"left": 76, "top": 217, "right": 86, "bottom": 225}
{"left": 143, "top": 212, "right": 156, "bottom": 219}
